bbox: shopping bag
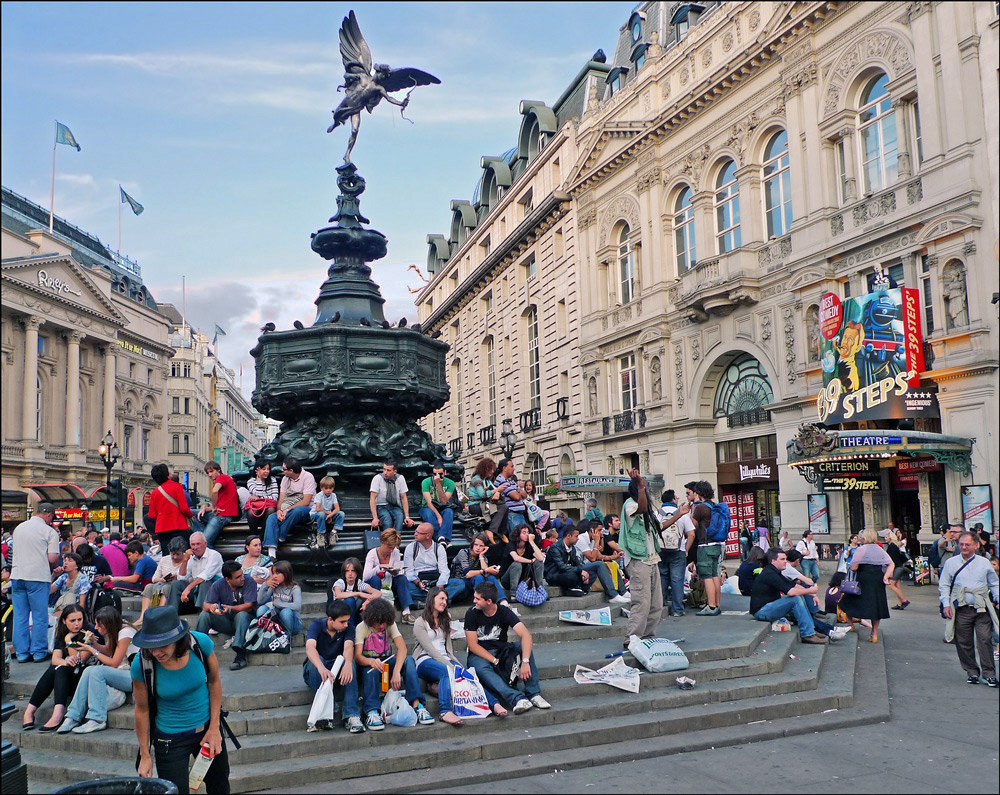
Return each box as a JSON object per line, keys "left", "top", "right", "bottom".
{"left": 381, "top": 688, "right": 417, "bottom": 726}
{"left": 306, "top": 656, "right": 344, "bottom": 730}
{"left": 449, "top": 664, "right": 491, "bottom": 719}
{"left": 574, "top": 656, "right": 640, "bottom": 693}
{"left": 244, "top": 607, "right": 291, "bottom": 654}
{"left": 627, "top": 636, "right": 689, "bottom": 672}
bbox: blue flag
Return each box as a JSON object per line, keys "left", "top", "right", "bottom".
{"left": 120, "top": 186, "right": 144, "bottom": 216}
{"left": 55, "top": 121, "right": 81, "bottom": 151}
{"left": 212, "top": 324, "right": 227, "bottom": 346}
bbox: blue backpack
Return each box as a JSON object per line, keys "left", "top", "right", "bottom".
{"left": 705, "top": 501, "right": 731, "bottom": 543}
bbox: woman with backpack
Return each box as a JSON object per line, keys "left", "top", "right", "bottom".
{"left": 131, "top": 605, "right": 231, "bottom": 793}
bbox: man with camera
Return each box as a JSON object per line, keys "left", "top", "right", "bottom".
{"left": 420, "top": 463, "right": 457, "bottom": 548}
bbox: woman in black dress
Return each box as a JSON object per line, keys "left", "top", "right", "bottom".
{"left": 838, "top": 528, "right": 895, "bottom": 643}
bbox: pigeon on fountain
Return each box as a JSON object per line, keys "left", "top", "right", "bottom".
{"left": 261, "top": 322, "right": 276, "bottom": 333}
{"left": 359, "top": 317, "right": 371, "bottom": 327}
{"left": 398, "top": 317, "right": 408, "bottom": 328}
{"left": 330, "top": 311, "right": 341, "bottom": 323}
{"left": 430, "top": 329, "right": 442, "bottom": 339}
{"left": 293, "top": 320, "right": 305, "bottom": 330}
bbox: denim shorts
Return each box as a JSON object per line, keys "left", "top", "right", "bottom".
{"left": 696, "top": 543, "right": 723, "bottom": 579}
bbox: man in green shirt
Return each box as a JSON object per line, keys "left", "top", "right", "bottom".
{"left": 420, "top": 463, "right": 456, "bottom": 547}
{"left": 620, "top": 469, "right": 664, "bottom": 650}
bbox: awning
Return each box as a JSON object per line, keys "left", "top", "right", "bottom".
{"left": 560, "top": 475, "right": 665, "bottom": 493}
{"left": 786, "top": 426, "right": 974, "bottom": 483}
{"left": 20, "top": 483, "right": 107, "bottom": 504}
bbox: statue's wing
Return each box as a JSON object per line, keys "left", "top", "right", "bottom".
{"left": 339, "top": 10, "right": 373, "bottom": 76}
{"left": 377, "top": 67, "right": 441, "bottom": 93}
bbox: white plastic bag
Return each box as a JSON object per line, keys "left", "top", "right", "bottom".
{"left": 574, "top": 656, "right": 640, "bottom": 693}
{"left": 448, "top": 664, "right": 491, "bottom": 719}
{"left": 306, "top": 656, "right": 344, "bottom": 730}
{"left": 628, "top": 636, "right": 689, "bottom": 672}
{"left": 381, "top": 688, "right": 417, "bottom": 726}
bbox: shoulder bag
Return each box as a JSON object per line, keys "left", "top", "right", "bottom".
{"left": 515, "top": 570, "right": 548, "bottom": 607}
{"left": 840, "top": 569, "right": 861, "bottom": 595}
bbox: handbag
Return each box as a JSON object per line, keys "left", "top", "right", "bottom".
{"left": 243, "top": 607, "right": 291, "bottom": 654}
{"left": 246, "top": 498, "right": 277, "bottom": 518}
{"left": 525, "top": 502, "right": 544, "bottom": 523}
{"left": 493, "top": 642, "right": 522, "bottom": 686}
{"left": 515, "top": 571, "right": 548, "bottom": 607}
{"left": 841, "top": 569, "right": 861, "bottom": 595}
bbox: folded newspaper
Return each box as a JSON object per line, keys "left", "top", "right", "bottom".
{"left": 559, "top": 607, "right": 612, "bottom": 626}
{"left": 574, "top": 656, "right": 640, "bottom": 693}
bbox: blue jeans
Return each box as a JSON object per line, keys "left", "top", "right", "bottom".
{"left": 312, "top": 511, "right": 345, "bottom": 535}
{"left": 365, "top": 574, "right": 413, "bottom": 612}
{"left": 12, "top": 579, "right": 50, "bottom": 659}
{"left": 302, "top": 658, "right": 360, "bottom": 718}
{"left": 195, "top": 609, "right": 252, "bottom": 651}
{"left": 257, "top": 603, "right": 301, "bottom": 635}
{"left": 167, "top": 577, "right": 218, "bottom": 612}
{"left": 360, "top": 655, "right": 422, "bottom": 714}
{"left": 754, "top": 595, "right": 834, "bottom": 638}
{"left": 416, "top": 658, "right": 454, "bottom": 715}
{"left": 507, "top": 511, "right": 528, "bottom": 533}
{"left": 467, "top": 642, "right": 540, "bottom": 707}
{"left": 65, "top": 665, "right": 133, "bottom": 724}
{"left": 659, "top": 549, "right": 687, "bottom": 615}
{"left": 801, "top": 559, "right": 820, "bottom": 582}
{"left": 467, "top": 574, "right": 505, "bottom": 600}
{"left": 263, "top": 506, "right": 312, "bottom": 547}
{"left": 376, "top": 505, "right": 405, "bottom": 532}
{"left": 191, "top": 513, "right": 234, "bottom": 548}
{"left": 409, "top": 577, "right": 468, "bottom": 605}
{"left": 419, "top": 507, "right": 454, "bottom": 542}
{"left": 583, "top": 561, "right": 626, "bottom": 597}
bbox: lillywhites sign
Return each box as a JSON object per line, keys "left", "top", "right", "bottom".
{"left": 37, "top": 269, "right": 82, "bottom": 297}
{"left": 739, "top": 463, "right": 772, "bottom": 481}
{"left": 117, "top": 340, "right": 159, "bottom": 361}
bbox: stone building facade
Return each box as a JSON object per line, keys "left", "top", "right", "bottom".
{"left": 419, "top": 0, "right": 999, "bottom": 542}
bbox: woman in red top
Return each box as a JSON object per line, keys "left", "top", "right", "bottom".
{"left": 147, "top": 464, "right": 192, "bottom": 552}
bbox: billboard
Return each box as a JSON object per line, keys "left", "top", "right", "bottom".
{"left": 807, "top": 494, "right": 830, "bottom": 535}
{"left": 817, "top": 287, "right": 938, "bottom": 424}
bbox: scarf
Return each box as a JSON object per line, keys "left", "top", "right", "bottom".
{"left": 384, "top": 476, "right": 400, "bottom": 507}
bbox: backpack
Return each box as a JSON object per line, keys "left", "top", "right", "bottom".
{"left": 926, "top": 538, "right": 942, "bottom": 568}
{"left": 85, "top": 584, "right": 122, "bottom": 624}
{"left": 705, "top": 501, "right": 731, "bottom": 543}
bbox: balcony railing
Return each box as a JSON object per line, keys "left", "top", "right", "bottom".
{"left": 466, "top": 432, "right": 475, "bottom": 452}
{"left": 727, "top": 407, "right": 772, "bottom": 428}
{"left": 519, "top": 407, "right": 541, "bottom": 433}
{"left": 448, "top": 437, "right": 463, "bottom": 458}
{"left": 601, "top": 409, "right": 647, "bottom": 435}
{"left": 479, "top": 424, "right": 496, "bottom": 447}
{"left": 554, "top": 397, "right": 569, "bottom": 421}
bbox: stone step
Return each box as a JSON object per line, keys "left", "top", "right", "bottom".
{"left": 17, "top": 638, "right": 841, "bottom": 789}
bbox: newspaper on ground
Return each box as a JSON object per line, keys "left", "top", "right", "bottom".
{"left": 559, "top": 607, "right": 612, "bottom": 626}
{"left": 574, "top": 656, "right": 640, "bottom": 693}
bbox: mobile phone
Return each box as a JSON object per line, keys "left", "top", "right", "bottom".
{"left": 165, "top": 573, "right": 175, "bottom": 581}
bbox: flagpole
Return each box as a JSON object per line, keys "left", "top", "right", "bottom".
{"left": 118, "top": 187, "right": 123, "bottom": 255}
{"left": 182, "top": 276, "right": 187, "bottom": 335}
{"left": 49, "top": 121, "right": 57, "bottom": 232}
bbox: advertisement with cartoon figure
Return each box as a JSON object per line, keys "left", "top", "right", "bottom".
{"left": 817, "top": 287, "right": 939, "bottom": 424}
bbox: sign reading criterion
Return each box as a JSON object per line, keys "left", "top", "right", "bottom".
{"left": 817, "top": 284, "right": 938, "bottom": 424}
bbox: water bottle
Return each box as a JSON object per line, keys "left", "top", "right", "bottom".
{"left": 188, "top": 744, "right": 213, "bottom": 793}
{"left": 381, "top": 664, "right": 390, "bottom": 693}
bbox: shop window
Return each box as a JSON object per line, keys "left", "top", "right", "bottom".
{"left": 740, "top": 438, "right": 756, "bottom": 459}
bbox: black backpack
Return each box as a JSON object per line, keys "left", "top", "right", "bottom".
{"left": 85, "top": 584, "right": 122, "bottom": 623}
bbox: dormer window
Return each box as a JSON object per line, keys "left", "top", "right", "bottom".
{"left": 628, "top": 11, "right": 644, "bottom": 43}
{"left": 671, "top": 3, "right": 706, "bottom": 42}
{"left": 606, "top": 66, "right": 629, "bottom": 96}
{"left": 630, "top": 43, "right": 648, "bottom": 71}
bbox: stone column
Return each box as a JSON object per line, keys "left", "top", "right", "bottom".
{"left": 22, "top": 316, "right": 43, "bottom": 442}
{"left": 103, "top": 346, "right": 117, "bottom": 437}
{"left": 891, "top": 99, "right": 912, "bottom": 179}
{"left": 838, "top": 128, "right": 858, "bottom": 203}
{"left": 66, "top": 332, "right": 84, "bottom": 447}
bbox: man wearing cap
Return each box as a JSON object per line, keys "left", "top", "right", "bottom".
{"left": 11, "top": 502, "right": 60, "bottom": 662}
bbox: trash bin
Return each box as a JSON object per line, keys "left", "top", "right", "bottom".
{"left": 52, "top": 778, "right": 178, "bottom": 794}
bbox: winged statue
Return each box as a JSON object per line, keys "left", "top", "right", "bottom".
{"left": 327, "top": 10, "right": 441, "bottom": 164}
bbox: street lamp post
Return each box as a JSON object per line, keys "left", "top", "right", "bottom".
{"left": 98, "top": 430, "right": 120, "bottom": 532}
{"left": 499, "top": 418, "right": 518, "bottom": 460}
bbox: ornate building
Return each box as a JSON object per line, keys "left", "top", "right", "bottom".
{"left": 417, "top": 1, "right": 999, "bottom": 544}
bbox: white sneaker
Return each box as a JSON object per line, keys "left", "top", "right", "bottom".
{"left": 512, "top": 698, "right": 533, "bottom": 715}
{"left": 530, "top": 695, "right": 551, "bottom": 710}
{"left": 71, "top": 719, "right": 107, "bottom": 734}
{"left": 621, "top": 591, "right": 632, "bottom": 601}
{"left": 207, "top": 629, "right": 218, "bottom": 635}
{"left": 268, "top": 546, "right": 277, "bottom": 559}
{"left": 609, "top": 595, "right": 630, "bottom": 605}
{"left": 507, "top": 605, "right": 521, "bottom": 618}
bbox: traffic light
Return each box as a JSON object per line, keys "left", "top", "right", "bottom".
{"left": 109, "top": 478, "right": 126, "bottom": 507}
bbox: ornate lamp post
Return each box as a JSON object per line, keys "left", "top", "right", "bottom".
{"left": 499, "top": 418, "right": 518, "bottom": 460}
{"left": 97, "top": 430, "right": 120, "bottom": 531}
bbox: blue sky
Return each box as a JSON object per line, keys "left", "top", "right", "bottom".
{"left": 2, "top": 1, "right": 633, "bottom": 391}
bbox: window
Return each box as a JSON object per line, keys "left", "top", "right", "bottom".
{"left": 38, "top": 336, "right": 46, "bottom": 356}
{"left": 519, "top": 189, "right": 533, "bottom": 217}
{"left": 486, "top": 337, "right": 497, "bottom": 426}
{"left": 630, "top": 17, "right": 642, "bottom": 42}
{"left": 172, "top": 434, "right": 179, "bottom": 454}
{"left": 141, "top": 428, "right": 150, "bottom": 461}
{"left": 912, "top": 102, "right": 923, "bottom": 165}
{"left": 554, "top": 228, "right": 564, "bottom": 259}
{"left": 124, "top": 399, "right": 133, "bottom": 415}
{"left": 676, "top": 18, "right": 690, "bottom": 41}
{"left": 184, "top": 397, "right": 191, "bottom": 414}
{"left": 452, "top": 360, "right": 463, "bottom": 439}
{"left": 527, "top": 453, "right": 547, "bottom": 488}
{"left": 763, "top": 131, "right": 792, "bottom": 237}
{"left": 557, "top": 300, "right": 567, "bottom": 337}
{"left": 35, "top": 376, "right": 42, "bottom": 442}
{"left": 129, "top": 362, "right": 136, "bottom": 380}
{"left": 480, "top": 236, "right": 491, "bottom": 258}
{"left": 865, "top": 262, "right": 904, "bottom": 292}
{"left": 526, "top": 307, "right": 541, "bottom": 411}
{"left": 634, "top": 51, "right": 646, "bottom": 71}
{"left": 617, "top": 224, "right": 636, "bottom": 303}
{"left": 123, "top": 425, "right": 133, "bottom": 459}
{"left": 835, "top": 139, "right": 850, "bottom": 205}
{"left": 715, "top": 160, "right": 741, "bottom": 253}
{"left": 674, "top": 187, "right": 696, "bottom": 272}
{"left": 183, "top": 364, "right": 191, "bottom": 378}
{"left": 183, "top": 434, "right": 190, "bottom": 454}
{"left": 172, "top": 396, "right": 179, "bottom": 414}
{"left": 619, "top": 353, "right": 638, "bottom": 412}
{"left": 920, "top": 255, "right": 934, "bottom": 334}
{"left": 482, "top": 290, "right": 493, "bottom": 314}
{"left": 147, "top": 368, "right": 153, "bottom": 384}
{"left": 170, "top": 362, "right": 180, "bottom": 377}
{"left": 858, "top": 73, "right": 897, "bottom": 194}
{"left": 523, "top": 254, "right": 537, "bottom": 281}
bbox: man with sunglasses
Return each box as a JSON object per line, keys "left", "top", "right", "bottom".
{"left": 263, "top": 458, "right": 316, "bottom": 558}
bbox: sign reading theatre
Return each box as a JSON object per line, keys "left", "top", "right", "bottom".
{"left": 817, "top": 287, "right": 938, "bottom": 424}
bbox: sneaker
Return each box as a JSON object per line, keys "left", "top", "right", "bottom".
{"left": 568, "top": 588, "right": 585, "bottom": 597}
{"left": 801, "top": 634, "right": 829, "bottom": 645}
{"left": 621, "top": 591, "right": 632, "bottom": 601}
{"left": 985, "top": 678, "right": 998, "bottom": 688}
{"left": 365, "top": 711, "right": 385, "bottom": 731}
{"left": 401, "top": 612, "right": 416, "bottom": 625}
{"left": 346, "top": 715, "right": 365, "bottom": 733}
{"left": 530, "top": 695, "right": 551, "bottom": 710}
{"left": 696, "top": 605, "right": 721, "bottom": 616}
{"left": 967, "top": 674, "right": 982, "bottom": 685}
{"left": 71, "top": 720, "right": 107, "bottom": 734}
{"left": 609, "top": 595, "right": 630, "bottom": 605}
{"left": 512, "top": 698, "right": 533, "bottom": 715}
{"left": 230, "top": 652, "right": 248, "bottom": 672}
{"left": 438, "top": 539, "right": 452, "bottom": 550}
{"left": 208, "top": 629, "right": 219, "bottom": 635}
{"left": 416, "top": 706, "right": 435, "bottom": 725}
{"left": 507, "top": 605, "right": 521, "bottom": 618}
{"left": 268, "top": 546, "right": 277, "bottom": 559}
{"left": 56, "top": 718, "right": 80, "bottom": 734}
{"left": 314, "top": 533, "right": 326, "bottom": 549}
{"left": 306, "top": 723, "right": 319, "bottom": 733}
{"left": 328, "top": 532, "right": 338, "bottom": 547}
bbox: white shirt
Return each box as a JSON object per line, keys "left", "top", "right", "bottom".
{"left": 188, "top": 548, "right": 224, "bottom": 583}
{"left": 10, "top": 516, "right": 59, "bottom": 582}
{"left": 402, "top": 540, "right": 448, "bottom": 587}
{"left": 782, "top": 565, "right": 809, "bottom": 582}
{"left": 938, "top": 554, "right": 1000, "bottom": 607}
{"left": 795, "top": 539, "right": 818, "bottom": 560}
{"left": 575, "top": 533, "right": 596, "bottom": 559}
{"left": 369, "top": 474, "right": 408, "bottom": 506}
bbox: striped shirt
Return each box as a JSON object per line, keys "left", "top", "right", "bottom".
{"left": 493, "top": 474, "right": 525, "bottom": 513}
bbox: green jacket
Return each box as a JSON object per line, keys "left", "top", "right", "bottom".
{"left": 620, "top": 498, "right": 661, "bottom": 561}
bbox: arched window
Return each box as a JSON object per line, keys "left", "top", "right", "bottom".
{"left": 715, "top": 160, "right": 741, "bottom": 253}
{"left": 617, "top": 224, "right": 635, "bottom": 304}
{"left": 525, "top": 453, "right": 547, "bottom": 488}
{"left": 526, "top": 307, "right": 541, "bottom": 411}
{"left": 763, "top": 131, "right": 792, "bottom": 238}
{"left": 674, "top": 186, "right": 696, "bottom": 272}
{"left": 484, "top": 337, "right": 497, "bottom": 426}
{"left": 858, "top": 73, "right": 897, "bottom": 194}
{"left": 713, "top": 354, "right": 774, "bottom": 418}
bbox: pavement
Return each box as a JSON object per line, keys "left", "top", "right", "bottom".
{"left": 431, "top": 566, "right": 999, "bottom": 795}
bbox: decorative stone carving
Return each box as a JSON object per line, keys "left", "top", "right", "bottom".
{"left": 758, "top": 236, "right": 792, "bottom": 269}
{"left": 824, "top": 32, "right": 914, "bottom": 117}
{"left": 805, "top": 305, "right": 821, "bottom": 362}
{"left": 679, "top": 67, "right": 690, "bottom": 86}
{"left": 647, "top": 30, "right": 662, "bottom": 60}
{"left": 783, "top": 62, "right": 818, "bottom": 100}
{"left": 942, "top": 261, "right": 969, "bottom": 329}
{"left": 831, "top": 215, "right": 844, "bottom": 236}
{"left": 783, "top": 306, "right": 797, "bottom": 383}
{"left": 702, "top": 46, "right": 713, "bottom": 69}
{"left": 690, "top": 337, "right": 701, "bottom": 362}
{"left": 722, "top": 31, "right": 734, "bottom": 52}
{"left": 760, "top": 312, "right": 773, "bottom": 342}
{"left": 679, "top": 144, "right": 711, "bottom": 184}
{"left": 639, "top": 451, "right": 650, "bottom": 473}
{"left": 840, "top": 233, "right": 914, "bottom": 270}
{"left": 597, "top": 196, "right": 641, "bottom": 247}
{"left": 962, "top": 241, "right": 976, "bottom": 256}
{"left": 662, "top": 79, "right": 671, "bottom": 99}
{"left": 852, "top": 191, "right": 897, "bottom": 226}
{"left": 586, "top": 83, "right": 600, "bottom": 113}
{"left": 636, "top": 166, "right": 662, "bottom": 193}
{"left": 748, "top": 9, "right": 761, "bottom": 31}
{"left": 588, "top": 377, "right": 599, "bottom": 416}
{"left": 673, "top": 343, "right": 685, "bottom": 408}
{"left": 725, "top": 114, "right": 758, "bottom": 166}
{"left": 579, "top": 205, "right": 597, "bottom": 229}
{"left": 905, "top": 179, "right": 923, "bottom": 205}
{"left": 650, "top": 357, "right": 662, "bottom": 401}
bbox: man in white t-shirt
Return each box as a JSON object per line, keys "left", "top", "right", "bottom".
{"left": 263, "top": 457, "right": 317, "bottom": 558}
{"left": 795, "top": 530, "right": 820, "bottom": 582}
{"left": 575, "top": 521, "right": 629, "bottom": 604}
{"left": 369, "top": 461, "right": 416, "bottom": 533}
{"left": 11, "top": 503, "right": 60, "bottom": 662}
{"left": 658, "top": 489, "right": 694, "bottom": 617}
